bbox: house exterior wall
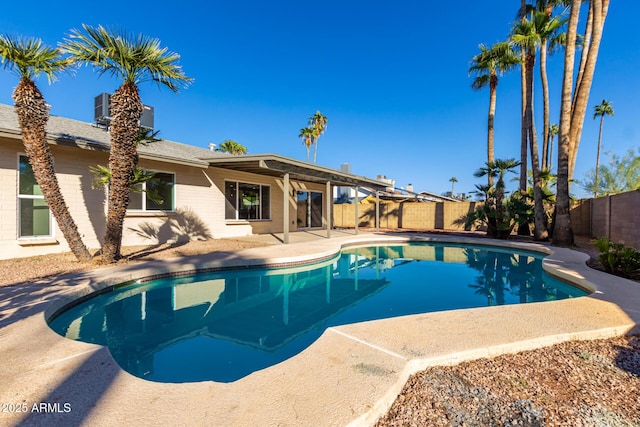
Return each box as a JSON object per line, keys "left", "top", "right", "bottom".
{"left": 1, "top": 138, "right": 107, "bottom": 259}
{"left": 208, "top": 168, "right": 327, "bottom": 237}
{"left": 0, "top": 137, "right": 330, "bottom": 259}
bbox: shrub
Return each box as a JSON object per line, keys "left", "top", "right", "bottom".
{"left": 593, "top": 238, "right": 640, "bottom": 279}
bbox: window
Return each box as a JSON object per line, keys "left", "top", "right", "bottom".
{"left": 128, "top": 171, "right": 175, "bottom": 211}
{"left": 225, "top": 181, "right": 270, "bottom": 220}
{"left": 18, "top": 155, "right": 52, "bottom": 238}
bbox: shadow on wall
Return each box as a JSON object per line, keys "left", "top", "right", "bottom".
{"left": 79, "top": 159, "right": 107, "bottom": 246}
{"left": 128, "top": 207, "right": 212, "bottom": 245}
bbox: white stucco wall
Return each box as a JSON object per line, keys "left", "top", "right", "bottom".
{"left": 0, "top": 137, "right": 328, "bottom": 260}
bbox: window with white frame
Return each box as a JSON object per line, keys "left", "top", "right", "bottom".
{"left": 225, "top": 181, "right": 270, "bottom": 220}
{"left": 128, "top": 171, "right": 175, "bottom": 211}
{"left": 18, "top": 155, "right": 52, "bottom": 238}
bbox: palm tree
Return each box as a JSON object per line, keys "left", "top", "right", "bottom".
{"left": 592, "top": 99, "right": 614, "bottom": 197}
{"left": 547, "top": 123, "right": 559, "bottom": 171}
{"left": 474, "top": 158, "right": 521, "bottom": 235}
{"left": 298, "top": 127, "right": 314, "bottom": 162}
{"left": 517, "top": 0, "right": 529, "bottom": 196}
{"left": 0, "top": 35, "right": 92, "bottom": 262}
{"left": 469, "top": 42, "right": 520, "bottom": 186}
{"left": 215, "top": 139, "right": 248, "bottom": 156}
{"left": 555, "top": 0, "right": 610, "bottom": 246}
{"left": 309, "top": 111, "right": 328, "bottom": 163}
{"left": 511, "top": 15, "right": 549, "bottom": 241}
{"left": 554, "top": 0, "right": 581, "bottom": 246}
{"left": 449, "top": 176, "right": 458, "bottom": 197}
{"left": 533, "top": 4, "right": 567, "bottom": 171}
{"left": 567, "top": 0, "right": 611, "bottom": 181}
{"left": 62, "top": 24, "right": 192, "bottom": 263}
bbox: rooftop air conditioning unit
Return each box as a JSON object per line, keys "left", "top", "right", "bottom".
{"left": 94, "top": 93, "right": 111, "bottom": 126}
{"left": 140, "top": 105, "right": 154, "bottom": 130}
{"left": 94, "top": 93, "right": 154, "bottom": 130}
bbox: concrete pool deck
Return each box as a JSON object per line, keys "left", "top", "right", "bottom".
{"left": 1, "top": 232, "right": 639, "bottom": 426}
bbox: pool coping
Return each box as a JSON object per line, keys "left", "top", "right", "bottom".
{"left": 1, "top": 232, "right": 639, "bottom": 426}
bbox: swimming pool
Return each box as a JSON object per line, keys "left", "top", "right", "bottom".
{"left": 48, "top": 242, "right": 588, "bottom": 383}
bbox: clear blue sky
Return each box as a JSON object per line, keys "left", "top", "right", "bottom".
{"left": 1, "top": 1, "right": 638, "bottom": 198}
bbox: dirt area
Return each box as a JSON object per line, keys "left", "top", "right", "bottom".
{"left": 1, "top": 233, "right": 639, "bottom": 425}
{"left": 0, "top": 238, "right": 272, "bottom": 288}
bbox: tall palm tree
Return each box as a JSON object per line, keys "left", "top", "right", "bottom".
{"left": 449, "top": 176, "right": 458, "bottom": 197}
{"left": 62, "top": 24, "right": 192, "bottom": 263}
{"left": 511, "top": 15, "right": 549, "bottom": 241}
{"left": 0, "top": 35, "right": 92, "bottom": 262}
{"left": 568, "top": 0, "right": 610, "bottom": 181}
{"left": 517, "top": 0, "right": 529, "bottom": 196}
{"left": 547, "top": 123, "right": 559, "bottom": 171}
{"left": 592, "top": 99, "right": 614, "bottom": 197}
{"left": 469, "top": 42, "right": 520, "bottom": 186}
{"left": 533, "top": 4, "right": 567, "bottom": 171}
{"left": 309, "top": 111, "right": 328, "bottom": 163}
{"left": 298, "top": 127, "right": 314, "bottom": 162}
{"left": 215, "top": 139, "right": 248, "bottom": 156}
{"left": 554, "top": 0, "right": 582, "bottom": 246}
{"left": 555, "top": 0, "right": 610, "bottom": 246}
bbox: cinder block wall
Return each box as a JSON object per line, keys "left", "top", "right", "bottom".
{"left": 571, "top": 190, "right": 640, "bottom": 250}
{"left": 569, "top": 199, "right": 591, "bottom": 235}
{"left": 590, "top": 196, "right": 610, "bottom": 239}
{"left": 333, "top": 201, "right": 474, "bottom": 231}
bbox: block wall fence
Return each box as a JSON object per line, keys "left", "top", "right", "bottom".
{"left": 333, "top": 190, "right": 640, "bottom": 250}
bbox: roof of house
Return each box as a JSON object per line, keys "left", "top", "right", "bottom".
{"left": 0, "top": 103, "right": 389, "bottom": 189}
{"left": 0, "top": 103, "right": 223, "bottom": 167}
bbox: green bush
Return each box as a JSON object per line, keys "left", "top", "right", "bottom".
{"left": 593, "top": 238, "right": 640, "bottom": 279}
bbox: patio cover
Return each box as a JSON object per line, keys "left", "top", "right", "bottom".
{"left": 201, "top": 154, "right": 389, "bottom": 242}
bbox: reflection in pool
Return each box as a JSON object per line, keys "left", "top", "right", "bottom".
{"left": 48, "top": 243, "right": 587, "bottom": 383}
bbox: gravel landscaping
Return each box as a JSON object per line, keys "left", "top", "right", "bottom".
{"left": 377, "top": 335, "right": 640, "bottom": 426}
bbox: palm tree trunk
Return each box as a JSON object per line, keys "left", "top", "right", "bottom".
{"left": 313, "top": 138, "right": 318, "bottom": 163}
{"left": 487, "top": 75, "right": 497, "bottom": 186}
{"left": 525, "top": 51, "right": 549, "bottom": 241}
{"left": 518, "top": 0, "right": 528, "bottom": 195}
{"left": 553, "top": 0, "right": 582, "bottom": 247}
{"left": 101, "top": 82, "right": 143, "bottom": 263}
{"left": 573, "top": 4, "right": 593, "bottom": 113}
{"left": 13, "top": 79, "right": 92, "bottom": 262}
{"left": 548, "top": 134, "right": 554, "bottom": 171}
{"left": 540, "top": 41, "right": 550, "bottom": 171}
{"left": 568, "top": 0, "right": 609, "bottom": 181}
{"left": 594, "top": 114, "right": 604, "bottom": 197}
{"left": 519, "top": 50, "right": 528, "bottom": 194}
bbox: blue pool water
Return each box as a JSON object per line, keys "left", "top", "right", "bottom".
{"left": 48, "top": 243, "right": 588, "bottom": 383}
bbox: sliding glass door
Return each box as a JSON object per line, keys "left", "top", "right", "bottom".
{"left": 296, "top": 191, "right": 323, "bottom": 229}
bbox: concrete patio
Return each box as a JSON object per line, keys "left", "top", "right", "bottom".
{"left": 1, "top": 232, "right": 638, "bottom": 426}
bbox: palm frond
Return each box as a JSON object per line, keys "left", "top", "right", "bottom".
{"left": 0, "top": 34, "right": 70, "bottom": 82}
{"left": 61, "top": 24, "right": 192, "bottom": 92}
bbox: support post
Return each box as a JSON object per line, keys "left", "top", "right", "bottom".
{"left": 355, "top": 185, "right": 359, "bottom": 235}
{"left": 283, "top": 173, "right": 290, "bottom": 244}
{"left": 326, "top": 181, "right": 331, "bottom": 239}
{"left": 376, "top": 191, "right": 380, "bottom": 231}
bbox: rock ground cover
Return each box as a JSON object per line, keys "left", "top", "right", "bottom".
{"left": 377, "top": 335, "right": 640, "bottom": 426}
